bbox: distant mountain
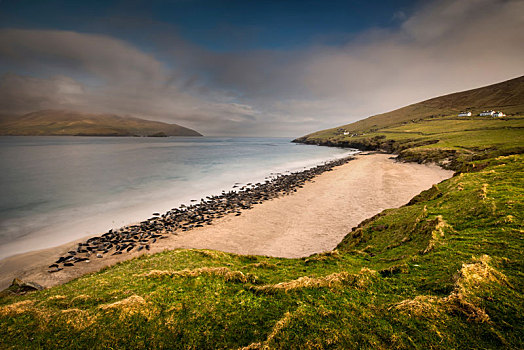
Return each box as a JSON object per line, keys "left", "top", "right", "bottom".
{"left": 0, "top": 110, "right": 202, "bottom": 137}
{"left": 297, "top": 75, "right": 524, "bottom": 139}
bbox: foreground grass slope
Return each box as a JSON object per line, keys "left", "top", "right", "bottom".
{"left": 0, "top": 110, "right": 202, "bottom": 136}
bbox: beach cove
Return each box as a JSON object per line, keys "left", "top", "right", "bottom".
{"left": 0, "top": 153, "right": 453, "bottom": 290}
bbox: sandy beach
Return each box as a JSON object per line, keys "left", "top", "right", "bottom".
{"left": 0, "top": 153, "right": 453, "bottom": 290}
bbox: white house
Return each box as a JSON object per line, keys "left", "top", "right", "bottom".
{"left": 458, "top": 111, "right": 472, "bottom": 117}
{"left": 479, "top": 110, "right": 495, "bottom": 116}
{"left": 492, "top": 111, "right": 506, "bottom": 117}
{"left": 343, "top": 131, "right": 350, "bottom": 135}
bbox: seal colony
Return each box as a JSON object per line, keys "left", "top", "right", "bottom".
{"left": 47, "top": 155, "right": 356, "bottom": 273}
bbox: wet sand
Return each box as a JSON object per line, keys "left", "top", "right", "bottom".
{"left": 0, "top": 153, "right": 454, "bottom": 290}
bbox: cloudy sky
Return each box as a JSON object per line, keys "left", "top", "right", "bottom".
{"left": 0, "top": 0, "right": 522, "bottom": 136}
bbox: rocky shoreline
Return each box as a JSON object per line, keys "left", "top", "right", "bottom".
{"left": 292, "top": 135, "right": 439, "bottom": 154}
{"left": 292, "top": 137, "right": 464, "bottom": 170}
{"left": 47, "top": 155, "right": 357, "bottom": 273}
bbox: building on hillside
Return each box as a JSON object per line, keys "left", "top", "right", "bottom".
{"left": 343, "top": 131, "right": 350, "bottom": 135}
{"left": 492, "top": 111, "right": 506, "bottom": 117}
{"left": 458, "top": 111, "right": 472, "bottom": 117}
{"left": 479, "top": 110, "right": 495, "bottom": 116}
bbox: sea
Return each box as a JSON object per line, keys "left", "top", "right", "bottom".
{"left": 0, "top": 136, "right": 356, "bottom": 260}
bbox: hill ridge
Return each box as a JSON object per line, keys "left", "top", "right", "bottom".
{"left": 0, "top": 109, "right": 202, "bottom": 137}
{"left": 297, "top": 75, "right": 524, "bottom": 139}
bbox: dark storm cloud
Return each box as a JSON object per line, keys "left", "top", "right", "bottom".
{"left": 0, "top": 0, "right": 522, "bottom": 136}
{"left": 0, "top": 29, "right": 165, "bottom": 84}
{"left": 0, "top": 28, "right": 263, "bottom": 134}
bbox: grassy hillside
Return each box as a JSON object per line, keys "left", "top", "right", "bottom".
{"left": 295, "top": 76, "right": 524, "bottom": 171}
{"left": 1, "top": 78, "right": 523, "bottom": 349}
{"left": 0, "top": 110, "right": 202, "bottom": 137}
{"left": 299, "top": 75, "right": 524, "bottom": 138}
{"left": 295, "top": 114, "right": 523, "bottom": 171}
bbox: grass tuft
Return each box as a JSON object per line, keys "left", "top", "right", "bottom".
{"left": 252, "top": 268, "right": 377, "bottom": 294}
{"left": 0, "top": 300, "right": 35, "bottom": 316}
{"left": 394, "top": 255, "right": 510, "bottom": 323}
{"left": 142, "top": 267, "right": 258, "bottom": 284}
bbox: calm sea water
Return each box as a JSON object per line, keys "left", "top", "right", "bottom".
{"left": 0, "top": 136, "right": 355, "bottom": 259}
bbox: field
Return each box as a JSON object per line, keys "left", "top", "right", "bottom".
{"left": 297, "top": 115, "right": 524, "bottom": 170}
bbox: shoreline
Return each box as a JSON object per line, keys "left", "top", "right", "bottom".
{"left": 0, "top": 153, "right": 454, "bottom": 290}
{"left": 0, "top": 137, "right": 353, "bottom": 261}
{"left": 0, "top": 152, "right": 356, "bottom": 261}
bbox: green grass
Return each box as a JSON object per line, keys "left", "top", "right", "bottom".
{"left": 384, "top": 116, "right": 524, "bottom": 134}
{"left": 297, "top": 114, "right": 524, "bottom": 170}
{"left": 0, "top": 153, "right": 522, "bottom": 349}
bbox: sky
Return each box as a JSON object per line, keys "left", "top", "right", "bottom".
{"left": 0, "top": 0, "right": 523, "bottom": 136}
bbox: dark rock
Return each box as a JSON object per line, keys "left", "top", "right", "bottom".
{"left": 0, "top": 278, "right": 45, "bottom": 296}
{"left": 49, "top": 155, "right": 356, "bottom": 268}
{"left": 48, "top": 267, "right": 63, "bottom": 273}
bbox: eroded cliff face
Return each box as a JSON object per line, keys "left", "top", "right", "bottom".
{"left": 293, "top": 136, "right": 464, "bottom": 169}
